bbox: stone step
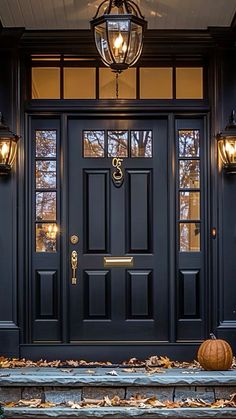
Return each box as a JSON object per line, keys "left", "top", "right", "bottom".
{"left": 0, "top": 368, "right": 235, "bottom": 387}
{"left": 4, "top": 407, "right": 236, "bottom": 419}
{"left": 0, "top": 368, "right": 236, "bottom": 407}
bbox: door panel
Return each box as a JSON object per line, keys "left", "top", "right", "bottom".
{"left": 68, "top": 118, "right": 169, "bottom": 342}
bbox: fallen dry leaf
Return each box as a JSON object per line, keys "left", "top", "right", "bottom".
{"left": 122, "top": 368, "right": 139, "bottom": 373}
{"left": 18, "top": 399, "right": 42, "bottom": 408}
{"left": 67, "top": 401, "right": 82, "bottom": 409}
{"left": 146, "top": 367, "right": 166, "bottom": 374}
{"left": 183, "top": 398, "right": 210, "bottom": 408}
{"left": 106, "top": 370, "right": 118, "bottom": 376}
{"left": 4, "top": 402, "right": 17, "bottom": 408}
{"left": 39, "top": 402, "right": 56, "bottom": 408}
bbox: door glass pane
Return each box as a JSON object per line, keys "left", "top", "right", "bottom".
{"left": 36, "top": 192, "right": 56, "bottom": 221}
{"left": 108, "top": 131, "right": 128, "bottom": 157}
{"left": 32, "top": 68, "right": 60, "bottom": 99}
{"left": 99, "top": 68, "right": 136, "bottom": 99}
{"left": 36, "top": 223, "right": 57, "bottom": 252}
{"left": 36, "top": 130, "right": 57, "bottom": 157}
{"left": 179, "top": 192, "right": 200, "bottom": 220}
{"left": 176, "top": 67, "right": 203, "bottom": 99}
{"left": 140, "top": 68, "right": 173, "bottom": 99}
{"left": 83, "top": 131, "right": 105, "bottom": 157}
{"left": 179, "top": 223, "right": 200, "bottom": 252}
{"left": 179, "top": 160, "right": 200, "bottom": 188}
{"left": 131, "top": 130, "right": 152, "bottom": 157}
{"left": 64, "top": 68, "right": 96, "bottom": 99}
{"left": 36, "top": 161, "right": 56, "bottom": 189}
{"left": 179, "top": 130, "right": 200, "bottom": 157}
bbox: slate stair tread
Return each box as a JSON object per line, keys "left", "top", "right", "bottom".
{"left": 4, "top": 407, "right": 236, "bottom": 419}
{"left": 0, "top": 368, "right": 236, "bottom": 386}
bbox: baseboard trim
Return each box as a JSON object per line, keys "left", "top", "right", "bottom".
{"left": 20, "top": 343, "right": 200, "bottom": 361}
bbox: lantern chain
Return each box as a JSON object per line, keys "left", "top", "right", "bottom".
{"left": 116, "top": 72, "right": 119, "bottom": 99}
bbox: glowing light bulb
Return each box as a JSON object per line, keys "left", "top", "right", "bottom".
{"left": 114, "top": 33, "right": 123, "bottom": 49}
{"left": 1, "top": 143, "right": 9, "bottom": 160}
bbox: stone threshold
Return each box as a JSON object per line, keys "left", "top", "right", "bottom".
{"left": 4, "top": 407, "right": 236, "bottom": 419}
{"left": 0, "top": 368, "right": 236, "bottom": 387}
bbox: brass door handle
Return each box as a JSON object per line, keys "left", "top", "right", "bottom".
{"left": 71, "top": 250, "right": 78, "bottom": 285}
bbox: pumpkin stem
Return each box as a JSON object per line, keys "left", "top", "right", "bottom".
{"left": 210, "top": 333, "right": 217, "bottom": 340}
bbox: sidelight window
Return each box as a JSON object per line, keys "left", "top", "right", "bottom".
{"left": 178, "top": 130, "right": 201, "bottom": 252}
{"left": 34, "top": 130, "right": 58, "bottom": 252}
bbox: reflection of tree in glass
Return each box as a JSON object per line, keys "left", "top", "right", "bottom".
{"left": 36, "top": 161, "right": 56, "bottom": 188}
{"left": 36, "top": 192, "right": 56, "bottom": 221}
{"left": 84, "top": 131, "right": 105, "bottom": 157}
{"left": 180, "top": 223, "right": 200, "bottom": 252}
{"left": 36, "top": 224, "right": 56, "bottom": 252}
{"left": 108, "top": 131, "right": 128, "bottom": 157}
{"left": 179, "top": 130, "right": 200, "bottom": 252}
{"left": 131, "top": 131, "right": 152, "bottom": 157}
{"left": 179, "top": 130, "right": 199, "bottom": 157}
{"left": 179, "top": 160, "right": 200, "bottom": 189}
{"left": 36, "top": 131, "right": 57, "bottom": 157}
{"left": 179, "top": 192, "right": 200, "bottom": 220}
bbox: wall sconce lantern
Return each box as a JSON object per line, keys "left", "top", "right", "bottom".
{"left": 217, "top": 110, "right": 236, "bottom": 174}
{"left": 0, "top": 113, "right": 19, "bottom": 174}
{"left": 90, "top": 0, "right": 147, "bottom": 73}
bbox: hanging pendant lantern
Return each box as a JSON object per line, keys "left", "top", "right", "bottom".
{"left": 91, "top": 0, "right": 147, "bottom": 72}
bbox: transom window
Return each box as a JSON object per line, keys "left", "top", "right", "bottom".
{"left": 30, "top": 55, "right": 204, "bottom": 100}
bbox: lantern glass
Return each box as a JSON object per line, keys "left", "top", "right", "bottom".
{"left": 126, "top": 22, "right": 143, "bottom": 65}
{"left": 107, "top": 20, "right": 130, "bottom": 64}
{"left": 95, "top": 24, "right": 113, "bottom": 65}
{"left": 218, "top": 136, "right": 236, "bottom": 167}
{"left": 0, "top": 138, "right": 18, "bottom": 171}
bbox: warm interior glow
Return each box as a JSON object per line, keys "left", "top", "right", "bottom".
{"left": 46, "top": 224, "right": 58, "bottom": 239}
{"left": 1, "top": 142, "right": 9, "bottom": 160}
{"left": 225, "top": 141, "right": 236, "bottom": 162}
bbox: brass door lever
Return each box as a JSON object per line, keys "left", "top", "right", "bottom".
{"left": 71, "top": 250, "right": 78, "bottom": 285}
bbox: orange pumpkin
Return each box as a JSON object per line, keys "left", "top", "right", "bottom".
{"left": 197, "top": 334, "right": 233, "bottom": 371}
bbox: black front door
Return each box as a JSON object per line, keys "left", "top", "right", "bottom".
{"left": 68, "top": 117, "right": 169, "bottom": 342}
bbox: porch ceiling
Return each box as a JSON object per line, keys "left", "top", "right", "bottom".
{"left": 0, "top": 0, "right": 235, "bottom": 31}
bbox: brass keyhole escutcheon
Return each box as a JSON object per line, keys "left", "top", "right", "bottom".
{"left": 70, "top": 235, "right": 79, "bottom": 245}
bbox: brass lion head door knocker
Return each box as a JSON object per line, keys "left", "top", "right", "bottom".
{"left": 112, "top": 157, "right": 124, "bottom": 187}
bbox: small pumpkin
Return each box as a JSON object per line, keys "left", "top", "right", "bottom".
{"left": 197, "top": 333, "right": 233, "bottom": 371}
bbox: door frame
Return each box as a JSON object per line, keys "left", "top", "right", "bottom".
{"left": 18, "top": 106, "right": 211, "bottom": 361}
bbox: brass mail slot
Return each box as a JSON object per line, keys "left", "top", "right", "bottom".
{"left": 104, "top": 256, "right": 134, "bottom": 267}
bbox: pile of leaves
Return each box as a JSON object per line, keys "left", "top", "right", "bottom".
{"left": 0, "top": 355, "right": 202, "bottom": 370}
{"left": 4, "top": 394, "right": 236, "bottom": 410}
{"left": 0, "top": 357, "right": 112, "bottom": 369}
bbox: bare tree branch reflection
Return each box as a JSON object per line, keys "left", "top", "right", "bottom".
{"left": 131, "top": 130, "right": 152, "bottom": 157}
{"left": 84, "top": 131, "right": 105, "bottom": 157}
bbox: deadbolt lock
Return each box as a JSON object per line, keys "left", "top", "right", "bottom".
{"left": 70, "top": 235, "right": 79, "bottom": 245}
